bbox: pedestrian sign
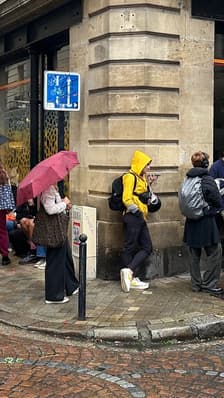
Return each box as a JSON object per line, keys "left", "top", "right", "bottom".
{"left": 44, "top": 71, "right": 80, "bottom": 111}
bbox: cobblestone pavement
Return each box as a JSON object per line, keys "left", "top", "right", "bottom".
{"left": 0, "top": 327, "right": 224, "bottom": 398}
{"left": 0, "top": 256, "right": 224, "bottom": 344}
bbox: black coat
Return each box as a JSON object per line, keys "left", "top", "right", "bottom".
{"left": 16, "top": 202, "right": 37, "bottom": 222}
{"left": 183, "top": 167, "right": 221, "bottom": 248}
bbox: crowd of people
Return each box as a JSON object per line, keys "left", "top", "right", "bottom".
{"left": 119, "top": 150, "right": 224, "bottom": 295}
{"left": 1, "top": 148, "right": 224, "bottom": 303}
{"left": 0, "top": 161, "right": 79, "bottom": 304}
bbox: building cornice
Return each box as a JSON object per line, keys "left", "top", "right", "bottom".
{"left": 0, "top": 0, "right": 72, "bottom": 34}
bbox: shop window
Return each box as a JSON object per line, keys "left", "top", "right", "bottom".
{"left": 0, "top": 59, "right": 30, "bottom": 181}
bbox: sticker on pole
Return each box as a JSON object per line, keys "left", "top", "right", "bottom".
{"left": 44, "top": 71, "right": 80, "bottom": 111}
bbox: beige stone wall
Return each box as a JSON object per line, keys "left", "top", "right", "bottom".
{"left": 69, "top": 0, "right": 214, "bottom": 266}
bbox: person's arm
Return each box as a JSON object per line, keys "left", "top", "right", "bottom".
{"left": 202, "top": 175, "right": 222, "bottom": 209}
{"left": 122, "top": 173, "right": 140, "bottom": 214}
{"left": 41, "top": 186, "right": 66, "bottom": 215}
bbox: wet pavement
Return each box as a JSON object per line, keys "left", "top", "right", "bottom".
{"left": 0, "top": 330, "right": 224, "bottom": 397}
{"left": 1, "top": 254, "right": 224, "bottom": 345}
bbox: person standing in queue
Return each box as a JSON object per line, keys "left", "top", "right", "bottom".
{"left": 120, "top": 150, "right": 159, "bottom": 293}
{"left": 183, "top": 151, "right": 223, "bottom": 294}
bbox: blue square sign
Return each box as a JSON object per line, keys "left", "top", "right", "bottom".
{"left": 44, "top": 71, "right": 80, "bottom": 111}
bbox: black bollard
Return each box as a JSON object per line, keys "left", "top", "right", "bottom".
{"left": 78, "top": 233, "right": 87, "bottom": 320}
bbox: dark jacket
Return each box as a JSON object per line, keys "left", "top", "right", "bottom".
{"left": 209, "top": 158, "right": 224, "bottom": 179}
{"left": 183, "top": 167, "right": 221, "bottom": 248}
{"left": 209, "top": 158, "right": 224, "bottom": 210}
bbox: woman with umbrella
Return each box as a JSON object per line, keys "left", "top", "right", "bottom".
{"left": 40, "top": 184, "right": 79, "bottom": 304}
{"left": 17, "top": 151, "right": 80, "bottom": 303}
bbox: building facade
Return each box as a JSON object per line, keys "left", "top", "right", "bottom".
{"left": 0, "top": 0, "right": 221, "bottom": 278}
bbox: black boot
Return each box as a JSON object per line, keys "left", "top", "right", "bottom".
{"left": 2, "top": 256, "right": 11, "bottom": 266}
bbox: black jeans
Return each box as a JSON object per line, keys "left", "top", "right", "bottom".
{"left": 121, "top": 213, "right": 152, "bottom": 275}
{"left": 45, "top": 238, "right": 79, "bottom": 301}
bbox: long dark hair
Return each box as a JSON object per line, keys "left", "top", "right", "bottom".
{"left": 0, "top": 162, "right": 9, "bottom": 185}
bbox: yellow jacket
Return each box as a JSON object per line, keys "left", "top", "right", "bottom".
{"left": 122, "top": 150, "right": 152, "bottom": 219}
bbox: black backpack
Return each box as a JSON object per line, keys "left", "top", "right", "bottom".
{"left": 108, "top": 172, "right": 137, "bottom": 211}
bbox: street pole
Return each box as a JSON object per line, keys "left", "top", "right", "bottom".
{"left": 78, "top": 234, "right": 87, "bottom": 320}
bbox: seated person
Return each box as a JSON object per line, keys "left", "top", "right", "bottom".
{"left": 19, "top": 215, "right": 46, "bottom": 268}
{"left": 8, "top": 200, "right": 46, "bottom": 268}
{"left": 8, "top": 223, "right": 30, "bottom": 258}
{"left": 6, "top": 210, "right": 17, "bottom": 232}
{"left": 7, "top": 201, "right": 35, "bottom": 257}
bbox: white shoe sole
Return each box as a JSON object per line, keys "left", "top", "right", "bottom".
{"left": 34, "top": 260, "right": 46, "bottom": 268}
{"left": 130, "top": 284, "right": 149, "bottom": 290}
{"left": 45, "top": 297, "right": 69, "bottom": 304}
{"left": 120, "top": 268, "right": 131, "bottom": 292}
{"left": 72, "top": 288, "right": 79, "bottom": 295}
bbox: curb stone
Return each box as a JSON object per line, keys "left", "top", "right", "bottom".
{"left": 85, "top": 315, "right": 224, "bottom": 344}
{"left": 150, "top": 325, "right": 193, "bottom": 342}
{"left": 87, "top": 326, "right": 139, "bottom": 341}
{"left": 1, "top": 311, "right": 224, "bottom": 345}
{"left": 187, "top": 314, "right": 224, "bottom": 340}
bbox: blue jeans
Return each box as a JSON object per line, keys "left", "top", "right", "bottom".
{"left": 36, "top": 245, "right": 46, "bottom": 258}
{"left": 6, "top": 220, "right": 16, "bottom": 232}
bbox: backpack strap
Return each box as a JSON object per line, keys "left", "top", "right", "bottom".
{"left": 126, "top": 172, "right": 138, "bottom": 196}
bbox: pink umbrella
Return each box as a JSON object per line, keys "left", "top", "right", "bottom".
{"left": 17, "top": 150, "right": 79, "bottom": 205}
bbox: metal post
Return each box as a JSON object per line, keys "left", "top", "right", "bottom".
{"left": 78, "top": 234, "right": 87, "bottom": 320}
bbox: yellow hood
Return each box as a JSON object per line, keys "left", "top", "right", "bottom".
{"left": 130, "top": 150, "right": 152, "bottom": 176}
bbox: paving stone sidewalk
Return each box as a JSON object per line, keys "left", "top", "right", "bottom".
{"left": 1, "top": 255, "right": 224, "bottom": 345}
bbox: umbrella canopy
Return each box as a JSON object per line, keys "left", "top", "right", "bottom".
{"left": 17, "top": 150, "right": 79, "bottom": 205}
{"left": 0, "top": 135, "right": 10, "bottom": 145}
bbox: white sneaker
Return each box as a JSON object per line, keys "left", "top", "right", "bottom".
{"left": 120, "top": 268, "right": 132, "bottom": 292}
{"left": 72, "top": 287, "right": 79, "bottom": 295}
{"left": 45, "top": 297, "right": 69, "bottom": 304}
{"left": 130, "top": 277, "right": 149, "bottom": 290}
{"left": 38, "top": 264, "right": 46, "bottom": 270}
{"left": 38, "top": 260, "right": 46, "bottom": 270}
{"left": 34, "top": 258, "right": 45, "bottom": 266}
{"left": 34, "top": 259, "right": 46, "bottom": 269}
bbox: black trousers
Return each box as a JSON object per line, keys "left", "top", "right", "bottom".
{"left": 45, "top": 238, "right": 79, "bottom": 301}
{"left": 189, "top": 243, "right": 222, "bottom": 290}
{"left": 121, "top": 213, "right": 152, "bottom": 275}
{"left": 8, "top": 228, "right": 30, "bottom": 256}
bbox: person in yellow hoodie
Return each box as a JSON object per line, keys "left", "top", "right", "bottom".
{"left": 120, "top": 150, "right": 159, "bottom": 292}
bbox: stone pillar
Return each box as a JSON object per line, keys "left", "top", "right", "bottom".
{"left": 69, "top": 0, "right": 214, "bottom": 278}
